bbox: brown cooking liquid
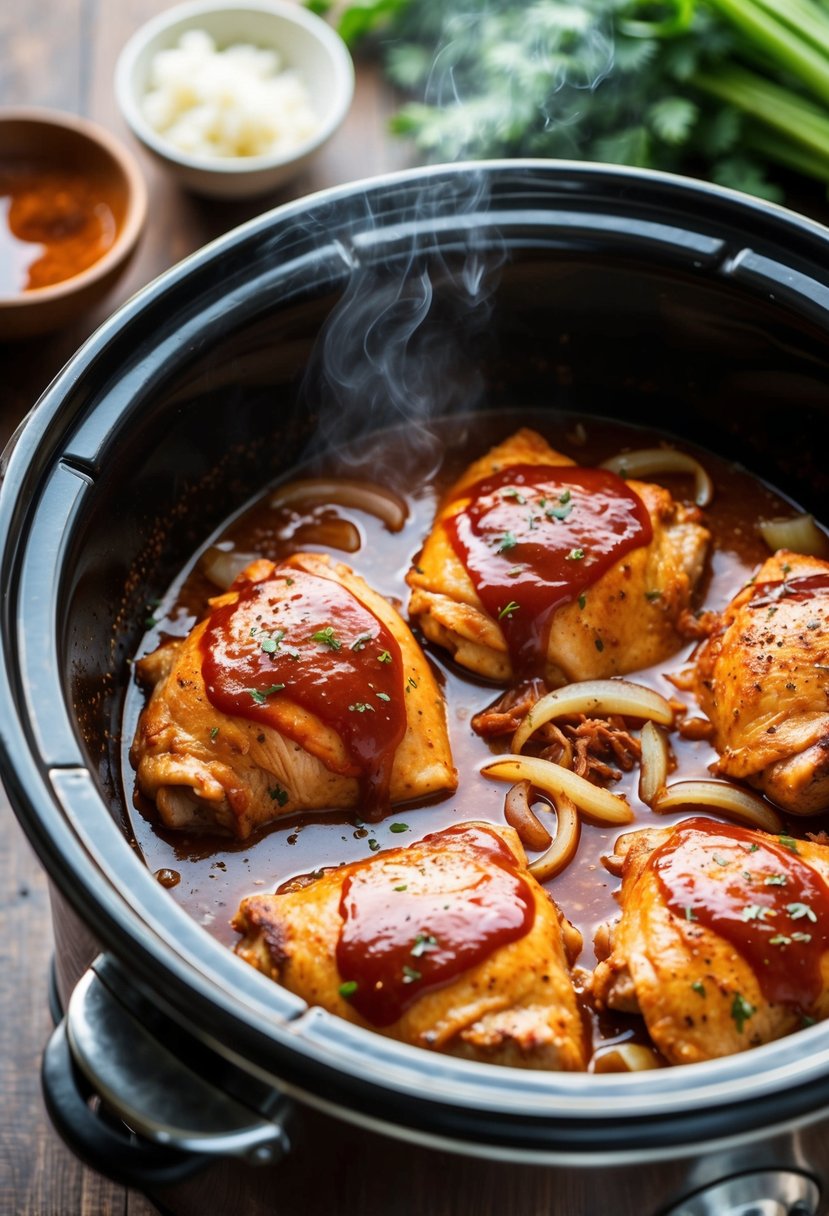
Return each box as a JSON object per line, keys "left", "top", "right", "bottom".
{"left": 337, "top": 823, "right": 535, "bottom": 1026}
{"left": 0, "top": 164, "right": 118, "bottom": 292}
{"left": 445, "top": 465, "right": 652, "bottom": 678}
{"left": 122, "top": 412, "right": 828, "bottom": 1060}
{"left": 653, "top": 817, "right": 829, "bottom": 1010}
{"left": 200, "top": 564, "right": 405, "bottom": 815}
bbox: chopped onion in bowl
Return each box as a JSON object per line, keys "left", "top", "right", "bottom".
{"left": 481, "top": 754, "right": 634, "bottom": 825}
{"left": 528, "top": 794, "right": 580, "bottom": 882}
{"left": 757, "top": 513, "right": 829, "bottom": 558}
{"left": 591, "top": 1043, "right": 662, "bottom": 1073}
{"left": 511, "top": 679, "right": 675, "bottom": 755}
{"left": 639, "top": 720, "right": 670, "bottom": 806}
{"left": 651, "top": 780, "right": 783, "bottom": 833}
{"left": 600, "top": 448, "right": 713, "bottom": 507}
{"left": 271, "top": 478, "right": 408, "bottom": 532}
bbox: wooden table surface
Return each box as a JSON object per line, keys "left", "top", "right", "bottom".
{"left": 0, "top": 5, "right": 409, "bottom": 1212}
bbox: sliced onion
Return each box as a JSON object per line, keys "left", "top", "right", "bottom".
{"left": 287, "top": 519, "right": 361, "bottom": 553}
{"left": 600, "top": 448, "right": 713, "bottom": 507}
{"left": 528, "top": 794, "right": 580, "bottom": 881}
{"left": 270, "top": 478, "right": 408, "bottom": 532}
{"left": 591, "top": 1043, "right": 662, "bottom": 1074}
{"left": 639, "top": 721, "right": 669, "bottom": 806}
{"left": 651, "top": 780, "right": 782, "bottom": 833}
{"left": 200, "top": 547, "right": 261, "bottom": 590}
{"left": 481, "top": 755, "right": 633, "bottom": 825}
{"left": 504, "top": 781, "right": 552, "bottom": 851}
{"left": 758, "top": 513, "right": 829, "bottom": 559}
{"left": 512, "top": 679, "right": 675, "bottom": 755}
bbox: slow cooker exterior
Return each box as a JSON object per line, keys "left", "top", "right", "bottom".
{"left": 4, "top": 161, "right": 829, "bottom": 1214}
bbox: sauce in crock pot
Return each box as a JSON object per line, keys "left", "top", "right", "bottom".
{"left": 121, "top": 411, "right": 829, "bottom": 1061}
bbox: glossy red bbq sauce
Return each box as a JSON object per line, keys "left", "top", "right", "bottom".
{"left": 200, "top": 565, "right": 406, "bottom": 815}
{"left": 652, "top": 817, "right": 829, "bottom": 1009}
{"left": 443, "top": 464, "right": 653, "bottom": 678}
{"left": 749, "top": 572, "right": 829, "bottom": 609}
{"left": 335, "top": 823, "right": 536, "bottom": 1026}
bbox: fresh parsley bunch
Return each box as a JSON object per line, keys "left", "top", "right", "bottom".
{"left": 310, "top": 0, "right": 829, "bottom": 201}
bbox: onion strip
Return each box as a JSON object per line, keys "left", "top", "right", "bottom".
{"left": 591, "top": 1043, "right": 662, "bottom": 1074}
{"left": 651, "top": 780, "right": 783, "bottom": 833}
{"left": 639, "top": 721, "right": 669, "bottom": 806}
{"left": 270, "top": 478, "right": 408, "bottom": 532}
{"left": 512, "top": 679, "right": 674, "bottom": 755}
{"left": 600, "top": 448, "right": 713, "bottom": 507}
{"left": 481, "top": 755, "right": 634, "bottom": 825}
{"left": 758, "top": 513, "right": 829, "bottom": 559}
{"left": 528, "top": 794, "right": 580, "bottom": 882}
{"left": 504, "top": 780, "right": 552, "bottom": 851}
{"left": 200, "top": 547, "right": 261, "bottom": 590}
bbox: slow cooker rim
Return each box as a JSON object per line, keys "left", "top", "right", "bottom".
{"left": 5, "top": 159, "right": 829, "bottom": 1150}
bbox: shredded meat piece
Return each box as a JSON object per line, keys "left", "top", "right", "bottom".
{"left": 539, "top": 715, "right": 642, "bottom": 783}
{"left": 471, "top": 680, "right": 549, "bottom": 738}
{"left": 473, "top": 684, "right": 642, "bottom": 785}
{"left": 677, "top": 607, "right": 720, "bottom": 641}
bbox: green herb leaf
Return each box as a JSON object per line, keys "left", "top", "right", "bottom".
{"left": 787, "top": 902, "right": 818, "bottom": 922}
{"left": 310, "top": 626, "right": 342, "bottom": 650}
{"left": 731, "top": 992, "right": 756, "bottom": 1033}
{"left": 402, "top": 964, "right": 422, "bottom": 983}
{"left": 411, "top": 932, "right": 439, "bottom": 957}
{"left": 339, "top": 980, "right": 358, "bottom": 999}
{"left": 378, "top": 650, "right": 393, "bottom": 663}
{"left": 243, "top": 684, "right": 285, "bottom": 705}
{"left": 389, "top": 822, "right": 409, "bottom": 833}
{"left": 498, "top": 601, "right": 520, "bottom": 620}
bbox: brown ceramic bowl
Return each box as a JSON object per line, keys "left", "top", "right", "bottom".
{"left": 0, "top": 108, "right": 147, "bottom": 340}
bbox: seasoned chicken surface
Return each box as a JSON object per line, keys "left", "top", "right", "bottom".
{"left": 234, "top": 821, "right": 588, "bottom": 1070}
{"left": 131, "top": 553, "right": 456, "bottom": 839}
{"left": 592, "top": 819, "right": 829, "bottom": 1064}
{"left": 407, "top": 428, "right": 710, "bottom": 685}
{"left": 695, "top": 550, "right": 829, "bottom": 814}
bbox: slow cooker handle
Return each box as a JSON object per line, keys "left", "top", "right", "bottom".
{"left": 41, "top": 961, "right": 293, "bottom": 1189}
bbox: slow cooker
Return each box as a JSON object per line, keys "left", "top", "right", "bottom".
{"left": 3, "top": 161, "right": 829, "bottom": 1216}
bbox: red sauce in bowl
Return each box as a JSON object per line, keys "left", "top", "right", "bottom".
{"left": 0, "top": 164, "right": 119, "bottom": 292}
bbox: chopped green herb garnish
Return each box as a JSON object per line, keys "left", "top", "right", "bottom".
{"left": 731, "top": 993, "right": 756, "bottom": 1033}
{"left": 691, "top": 980, "right": 706, "bottom": 997}
{"left": 368, "top": 839, "right": 380, "bottom": 852}
{"left": 411, "top": 933, "right": 439, "bottom": 957}
{"left": 578, "top": 593, "right": 587, "bottom": 610}
{"left": 779, "top": 835, "right": 799, "bottom": 853}
{"left": 559, "top": 490, "right": 571, "bottom": 505}
{"left": 351, "top": 631, "right": 374, "bottom": 651}
{"left": 310, "top": 626, "right": 342, "bottom": 650}
{"left": 502, "top": 488, "right": 526, "bottom": 504}
{"left": 402, "top": 965, "right": 422, "bottom": 984}
{"left": 792, "top": 931, "right": 813, "bottom": 942}
{"left": 339, "top": 980, "right": 358, "bottom": 999}
{"left": 566, "top": 547, "right": 585, "bottom": 561}
{"left": 393, "top": 883, "right": 408, "bottom": 891}
{"left": 243, "top": 684, "right": 285, "bottom": 705}
{"left": 645, "top": 589, "right": 662, "bottom": 602}
{"left": 210, "top": 726, "right": 219, "bottom": 740}
{"left": 496, "top": 531, "right": 517, "bottom": 553}
{"left": 787, "top": 902, "right": 817, "bottom": 923}
{"left": 377, "top": 650, "right": 392, "bottom": 664}
{"left": 769, "top": 934, "right": 792, "bottom": 946}
{"left": 349, "top": 702, "right": 376, "bottom": 713}
{"left": 389, "top": 822, "right": 408, "bottom": 833}
{"left": 803, "top": 1015, "right": 817, "bottom": 1028}
{"left": 545, "top": 502, "right": 573, "bottom": 521}
{"left": 684, "top": 906, "right": 697, "bottom": 921}
{"left": 741, "top": 904, "right": 775, "bottom": 922}
{"left": 764, "top": 874, "right": 787, "bottom": 886}
{"left": 712, "top": 853, "right": 729, "bottom": 866}
{"left": 376, "top": 691, "right": 391, "bottom": 702}
{"left": 498, "top": 601, "right": 520, "bottom": 619}
{"left": 268, "top": 785, "right": 289, "bottom": 806}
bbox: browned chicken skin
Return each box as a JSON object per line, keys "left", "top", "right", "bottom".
{"left": 592, "top": 820, "right": 829, "bottom": 1065}
{"left": 234, "top": 822, "right": 588, "bottom": 1070}
{"left": 407, "top": 428, "right": 710, "bottom": 685}
{"left": 694, "top": 550, "right": 829, "bottom": 814}
{"left": 131, "top": 553, "right": 456, "bottom": 839}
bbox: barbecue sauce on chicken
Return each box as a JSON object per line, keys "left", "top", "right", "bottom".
{"left": 653, "top": 817, "right": 829, "bottom": 1010}
{"left": 200, "top": 564, "right": 406, "bottom": 815}
{"left": 443, "top": 464, "right": 653, "bottom": 677}
{"left": 335, "top": 823, "right": 535, "bottom": 1026}
{"left": 749, "top": 572, "right": 829, "bottom": 609}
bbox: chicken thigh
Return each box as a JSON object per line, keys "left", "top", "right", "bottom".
{"left": 131, "top": 553, "right": 456, "bottom": 839}
{"left": 694, "top": 550, "right": 829, "bottom": 814}
{"left": 234, "top": 821, "right": 588, "bottom": 1069}
{"left": 407, "top": 429, "right": 710, "bottom": 685}
{"left": 592, "top": 818, "right": 829, "bottom": 1064}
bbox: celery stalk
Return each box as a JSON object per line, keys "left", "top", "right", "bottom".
{"left": 744, "top": 125, "right": 829, "bottom": 182}
{"left": 703, "top": 0, "right": 829, "bottom": 107}
{"left": 693, "top": 65, "right": 829, "bottom": 160}
{"left": 743, "top": 0, "right": 829, "bottom": 56}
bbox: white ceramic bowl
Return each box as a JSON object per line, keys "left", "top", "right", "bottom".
{"left": 114, "top": 0, "right": 354, "bottom": 199}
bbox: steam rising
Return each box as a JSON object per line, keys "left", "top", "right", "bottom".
{"left": 300, "top": 1, "right": 614, "bottom": 478}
